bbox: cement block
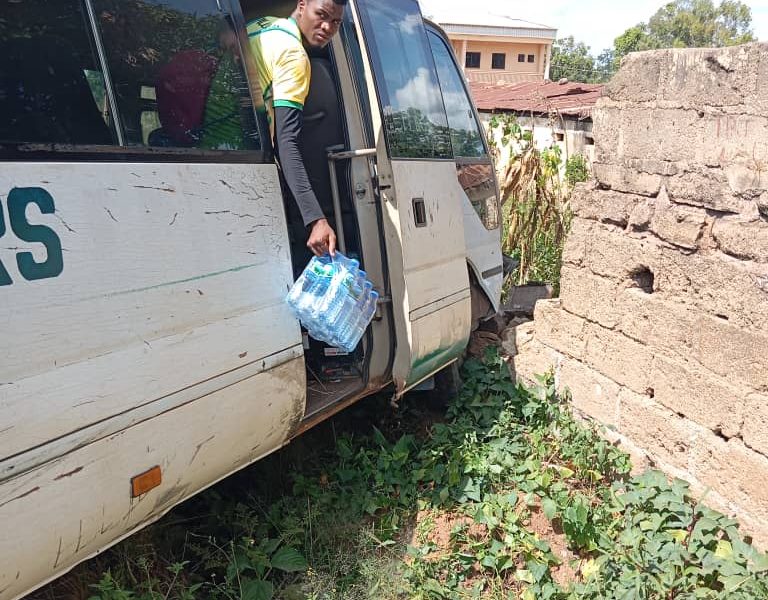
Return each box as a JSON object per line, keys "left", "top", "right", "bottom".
{"left": 579, "top": 221, "right": 664, "bottom": 282}
{"left": 571, "top": 186, "right": 647, "bottom": 228}
{"left": 559, "top": 357, "right": 621, "bottom": 428}
{"left": 659, "top": 45, "right": 758, "bottom": 109}
{"left": 650, "top": 355, "right": 746, "bottom": 438}
{"left": 592, "top": 162, "right": 663, "bottom": 197}
{"left": 617, "top": 387, "right": 696, "bottom": 472}
{"left": 561, "top": 216, "right": 591, "bottom": 267}
{"left": 606, "top": 50, "right": 666, "bottom": 103}
{"left": 713, "top": 217, "right": 768, "bottom": 263}
{"left": 559, "top": 265, "right": 623, "bottom": 330}
{"left": 533, "top": 299, "right": 588, "bottom": 361}
{"left": 693, "top": 319, "right": 768, "bottom": 394}
{"left": 570, "top": 222, "right": 768, "bottom": 334}
{"left": 587, "top": 163, "right": 758, "bottom": 215}
{"left": 664, "top": 168, "right": 757, "bottom": 215}
{"left": 594, "top": 106, "right": 768, "bottom": 169}
{"left": 584, "top": 322, "right": 654, "bottom": 396}
{"left": 606, "top": 45, "right": 762, "bottom": 110}
{"left": 510, "top": 337, "right": 562, "bottom": 384}
{"left": 691, "top": 435, "right": 768, "bottom": 520}
{"left": 647, "top": 188, "right": 708, "bottom": 250}
{"left": 742, "top": 394, "right": 768, "bottom": 458}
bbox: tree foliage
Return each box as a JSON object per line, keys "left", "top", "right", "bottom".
{"left": 550, "top": 37, "right": 603, "bottom": 83}
{"left": 613, "top": 0, "right": 755, "bottom": 65}
{"left": 552, "top": 0, "right": 755, "bottom": 84}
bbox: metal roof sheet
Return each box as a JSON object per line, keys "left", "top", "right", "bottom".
{"left": 469, "top": 80, "right": 605, "bottom": 119}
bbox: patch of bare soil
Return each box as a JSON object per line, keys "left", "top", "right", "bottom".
{"left": 526, "top": 503, "right": 582, "bottom": 588}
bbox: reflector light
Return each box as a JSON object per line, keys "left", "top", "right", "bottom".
{"left": 131, "top": 465, "right": 162, "bottom": 498}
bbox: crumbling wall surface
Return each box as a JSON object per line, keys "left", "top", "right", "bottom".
{"left": 512, "top": 44, "right": 768, "bottom": 546}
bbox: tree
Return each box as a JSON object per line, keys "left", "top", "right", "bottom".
{"left": 549, "top": 36, "right": 599, "bottom": 83}
{"left": 613, "top": 0, "right": 755, "bottom": 65}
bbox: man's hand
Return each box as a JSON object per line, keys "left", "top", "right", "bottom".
{"left": 307, "top": 219, "right": 337, "bottom": 257}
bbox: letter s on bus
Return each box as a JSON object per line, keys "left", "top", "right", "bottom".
{"left": 7, "top": 187, "right": 64, "bottom": 282}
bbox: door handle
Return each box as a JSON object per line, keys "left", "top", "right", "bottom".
{"left": 412, "top": 198, "right": 427, "bottom": 227}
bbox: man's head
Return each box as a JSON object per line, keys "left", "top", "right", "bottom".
{"left": 293, "top": 0, "right": 346, "bottom": 48}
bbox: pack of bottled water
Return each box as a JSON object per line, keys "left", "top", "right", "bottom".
{"left": 286, "top": 253, "right": 379, "bottom": 353}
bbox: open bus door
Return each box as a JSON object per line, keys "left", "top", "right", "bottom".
{"left": 350, "top": 0, "right": 474, "bottom": 393}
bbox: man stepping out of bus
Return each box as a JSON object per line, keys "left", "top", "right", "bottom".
{"left": 247, "top": 0, "right": 346, "bottom": 257}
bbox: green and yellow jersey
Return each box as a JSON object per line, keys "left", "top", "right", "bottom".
{"left": 246, "top": 16, "right": 310, "bottom": 139}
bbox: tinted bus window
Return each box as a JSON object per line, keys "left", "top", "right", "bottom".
{"left": 356, "top": 0, "right": 451, "bottom": 160}
{"left": 0, "top": 0, "right": 117, "bottom": 145}
{"left": 91, "top": 0, "right": 261, "bottom": 151}
{"left": 427, "top": 31, "right": 486, "bottom": 159}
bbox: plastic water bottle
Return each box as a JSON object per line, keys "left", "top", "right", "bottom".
{"left": 286, "top": 255, "right": 332, "bottom": 321}
{"left": 286, "top": 252, "right": 377, "bottom": 351}
{"left": 330, "top": 278, "right": 367, "bottom": 350}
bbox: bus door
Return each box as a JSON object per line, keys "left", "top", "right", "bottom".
{"left": 350, "top": 0, "right": 473, "bottom": 392}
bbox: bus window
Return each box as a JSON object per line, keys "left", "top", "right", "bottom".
{"left": 0, "top": 0, "right": 117, "bottom": 146}
{"left": 427, "top": 31, "right": 486, "bottom": 159}
{"left": 91, "top": 0, "right": 261, "bottom": 151}
{"left": 427, "top": 29, "right": 500, "bottom": 231}
{"left": 355, "top": 0, "right": 452, "bottom": 160}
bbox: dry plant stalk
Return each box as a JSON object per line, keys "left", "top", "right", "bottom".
{"left": 498, "top": 140, "right": 570, "bottom": 285}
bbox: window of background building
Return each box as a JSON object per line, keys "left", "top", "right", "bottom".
{"left": 491, "top": 53, "right": 506, "bottom": 70}
{"left": 465, "top": 52, "right": 481, "bottom": 69}
{"left": 517, "top": 54, "right": 525, "bottom": 63}
{"left": 528, "top": 54, "right": 536, "bottom": 63}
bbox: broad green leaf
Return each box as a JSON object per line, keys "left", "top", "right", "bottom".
{"left": 241, "top": 579, "right": 273, "bottom": 600}
{"left": 542, "top": 497, "right": 557, "bottom": 521}
{"left": 270, "top": 547, "right": 308, "bottom": 573}
{"left": 670, "top": 529, "right": 688, "bottom": 543}
{"left": 582, "top": 558, "right": 600, "bottom": 579}
{"left": 516, "top": 569, "right": 535, "bottom": 584}
{"left": 715, "top": 540, "right": 734, "bottom": 559}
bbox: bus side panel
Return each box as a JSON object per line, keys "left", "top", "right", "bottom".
{"left": 0, "top": 163, "right": 302, "bottom": 465}
{"left": 0, "top": 359, "right": 305, "bottom": 600}
{"left": 462, "top": 193, "right": 503, "bottom": 313}
{"left": 382, "top": 160, "right": 472, "bottom": 389}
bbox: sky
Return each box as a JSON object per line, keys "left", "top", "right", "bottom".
{"left": 418, "top": 0, "right": 768, "bottom": 56}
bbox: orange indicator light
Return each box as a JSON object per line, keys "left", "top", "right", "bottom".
{"left": 131, "top": 465, "right": 162, "bottom": 498}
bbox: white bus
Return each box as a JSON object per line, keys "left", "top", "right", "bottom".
{"left": 0, "top": 0, "right": 502, "bottom": 597}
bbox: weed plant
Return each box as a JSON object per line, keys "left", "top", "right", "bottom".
{"left": 47, "top": 350, "right": 768, "bottom": 600}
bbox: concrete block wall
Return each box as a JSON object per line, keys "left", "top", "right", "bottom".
{"left": 511, "top": 44, "right": 768, "bottom": 546}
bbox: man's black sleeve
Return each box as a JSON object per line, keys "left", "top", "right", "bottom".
{"left": 274, "top": 106, "right": 325, "bottom": 227}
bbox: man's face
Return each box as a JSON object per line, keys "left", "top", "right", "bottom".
{"left": 295, "top": 0, "right": 344, "bottom": 48}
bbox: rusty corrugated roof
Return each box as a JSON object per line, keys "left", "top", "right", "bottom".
{"left": 469, "top": 80, "right": 605, "bottom": 119}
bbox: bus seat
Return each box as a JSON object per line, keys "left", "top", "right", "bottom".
{"left": 0, "top": 36, "right": 113, "bottom": 145}
{"left": 299, "top": 57, "right": 344, "bottom": 219}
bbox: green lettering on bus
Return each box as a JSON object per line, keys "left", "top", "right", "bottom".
{"left": 0, "top": 202, "right": 11, "bottom": 286}
{"left": 8, "top": 187, "right": 64, "bottom": 282}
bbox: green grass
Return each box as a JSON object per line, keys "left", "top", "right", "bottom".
{"left": 32, "top": 350, "right": 768, "bottom": 600}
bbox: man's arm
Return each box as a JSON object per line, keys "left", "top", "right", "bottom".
{"left": 274, "top": 106, "right": 337, "bottom": 256}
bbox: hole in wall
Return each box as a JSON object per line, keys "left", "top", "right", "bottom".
{"left": 715, "top": 313, "right": 730, "bottom": 321}
{"left": 629, "top": 265, "right": 655, "bottom": 294}
{"left": 645, "top": 387, "right": 655, "bottom": 399}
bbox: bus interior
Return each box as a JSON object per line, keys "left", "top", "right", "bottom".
{"left": 241, "top": 0, "right": 374, "bottom": 418}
